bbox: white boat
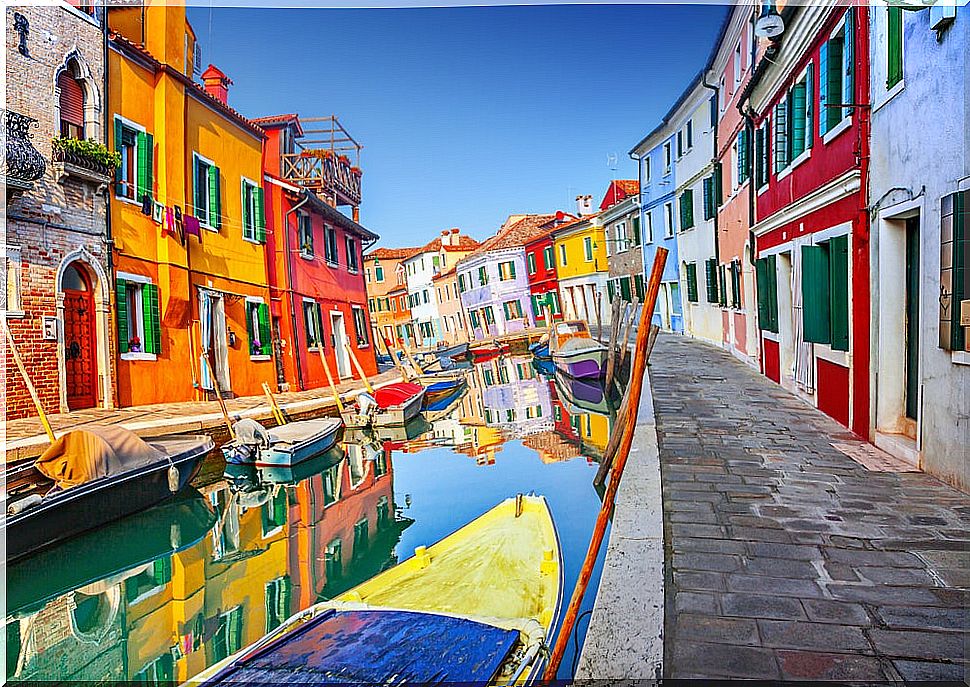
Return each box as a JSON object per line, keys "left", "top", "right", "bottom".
{"left": 549, "top": 320, "right": 608, "bottom": 379}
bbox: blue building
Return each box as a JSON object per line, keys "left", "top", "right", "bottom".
{"left": 630, "top": 124, "right": 683, "bottom": 332}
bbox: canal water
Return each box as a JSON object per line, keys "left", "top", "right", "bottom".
{"left": 6, "top": 352, "right": 620, "bottom": 683}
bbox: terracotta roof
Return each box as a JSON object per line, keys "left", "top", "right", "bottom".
{"left": 599, "top": 180, "right": 640, "bottom": 210}
{"left": 433, "top": 265, "right": 458, "bottom": 280}
{"left": 549, "top": 213, "right": 598, "bottom": 237}
{"left": 468, "top": 214, "right": 557, "bottom": 256}
{"left": 364, "top": 246, "right": 421, "bottom": 260}
{"left": 417, "top": 232, "right": 481, "bottom": 254}
{"left": 252, "top": 113, "right": 304, "bottom": 136}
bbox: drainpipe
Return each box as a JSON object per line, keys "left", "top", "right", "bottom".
{"left": 101, "top": 9, "right": 114, "bottom": 409}
{"left": 284, "top": 190, "right": 310, "bottom": 390}
{"left": 701, "top": 73, "right": 720, "bottom": 268}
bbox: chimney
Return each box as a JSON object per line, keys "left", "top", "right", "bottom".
{"left": 201, "top": 64, "right": 232, "bottom": 105}
{"left": 441, "top": 229, "right": 451, "bottom": 247}
{"left": 576, "top": 194, "right": 593, "bottom": 216}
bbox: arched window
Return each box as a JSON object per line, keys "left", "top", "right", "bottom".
{"left": 58, "top": 64, "right": 85, "bottom": 139}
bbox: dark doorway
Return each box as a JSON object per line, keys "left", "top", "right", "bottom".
{"left": 904, "top": 217, "right": 920, "bottom": 420}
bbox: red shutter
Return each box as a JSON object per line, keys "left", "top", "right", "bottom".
{"left": 58, "top": 72, "right": 84, "bottom": 127}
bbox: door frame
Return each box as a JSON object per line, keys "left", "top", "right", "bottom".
{"left": 63, "top": 266, "right": 97, "bottom": 410}
{"left": 330, "top": 309, "right": 351, "bottom": 379}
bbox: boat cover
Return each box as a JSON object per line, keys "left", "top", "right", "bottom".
{"left": 374, "top": 382, "right": 423, "bottom": 409}
{"left": 35, "top": 426, "right": 167, "bottom": 489}
{"left": 426, "top": 379, "right": 461, "bottom": 394}
{"left": 267, "top": 418, "right": 341, "bottom": 445}
{"left": 208, "top": 608, "right": 518, "bottom": 685}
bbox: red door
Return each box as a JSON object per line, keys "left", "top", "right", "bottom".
{"left": 63, "top": 266, "right": 97, "bottom": 410}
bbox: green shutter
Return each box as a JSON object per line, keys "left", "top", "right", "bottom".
{"left": 791, "top": 82, "right": 807, "bottom": 159}
{"left": 136, "top": 131, "right": 153, "bottom": 202}
{"left": 635, "top": 274, "right": 645, "bottom": 300}
{"left": 259, "top": 303, "right": 272, "bottom": 355}
{"left": 246, "top": 302, "right": 256, "bottom": 350}
{"left": 755, "top": 127, "right": 765, "bottom": 187}
{"left": 209, "top": 165, "right": 221, "bottom": 229}
{"left": 632, "top": 216, "right": 641, "bottom": 245}
{"left": 686, "top": 263, "right": 698, "bottom": 303}
{"left": 826, "top": 36, "right": 844, "bottom": 131}
{"left": 829, "top": 235, "right": 849, "bottom": 351}
{"left": 607, "top": 280, "right": 616, "bottom": 302}
{"left": 756, "top": 256, "right": 778, "bottom": 332}
{"left": 714, "top": 163, "right": 723, "bottom": 206}
{"left": 774, "top": 100, "right": 789, "bottom": 172}
{"left": 887, "top": 6, "right": 903, "bottom": 89}
{"left": 509, "top": 261, "right": 516, "bottom": 278}
{"left": 114, "top": 119, "right": 124, "bottom": 195}
{"left": 241, "top": 180, "right": 252, "bottom": 240}
{"left": 705, "top": 258, "right": 718, "bottom": 303}
{"left": 680, "top": 190, "right": 694, "bottom": 229}
{"left": 940, "top": 192, "right": 968, "bottom": 350}
{"left": 255, "top": 186, "right": 266, "bottom": 242}
{"left": 143, "top": 283, "right": 161, "bottom": 354}
{"left": 802, "top": 244, "right": 831, "bottom": 344}
{"left": 702, "top": 176, "right": 713, "bottom": 220}
{"left": 503, "top": 302, "right": 511, "bottom": 319}
{"left": 116, "top": 278, "right": 128, "bottom": 353}
{"left": 718, "top": 264, "right": 727, "bottom": 307}
{"left": 768, "top": 255, "right": 779, "bottom": 332}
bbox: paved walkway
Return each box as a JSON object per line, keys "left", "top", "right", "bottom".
{"left": 4, "top": 369, "right": 402, "bottom": 463}
{"left": 651, "top": 334, "right": 969, "bottom": 681}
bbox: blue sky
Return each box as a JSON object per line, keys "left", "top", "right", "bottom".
{"left": 188, "top": 4, "right": 729, "bottom": 247}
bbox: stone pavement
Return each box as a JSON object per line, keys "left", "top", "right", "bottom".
{"left": 4, "top": 369, "right": 402, "bottom": 463}
{"left": 651, "top": 334, "right": 970, "bottom": 681}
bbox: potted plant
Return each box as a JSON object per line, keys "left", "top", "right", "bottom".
{"left": 51, "top": 137, "right": 121, "bottom": 176}
{"left": 129, "top": 335, "right": 141, "bottom": 352}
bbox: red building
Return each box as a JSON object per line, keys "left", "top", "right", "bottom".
{"left": 524, "top": 219, "right": 567, "bottom": 325}
{"left": 744, "top": 2, "right": 870, "bottom": 434}
{"left": 257, "top": 114, "right": 379, "bottom": 391}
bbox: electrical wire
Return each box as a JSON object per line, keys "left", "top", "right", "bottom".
{"left": 569, "top": 608, "right": 595, "bottom": 677}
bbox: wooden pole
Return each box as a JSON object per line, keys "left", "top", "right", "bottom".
{"left": 261, "top": 382, "right": 286, "bottom": 425}
{"left": 386, "top": 342, "right": 414, "bottom": 381}
{"left": 542, "top": 247, "right": 668, "bottom": 681}
{"left": 315, "top": 344, "right": 345, "bottom": 413}
{"left": 605, "top": 300, "right": 628, "bottom": 390}
{"left": 646, "top": 323, "right": 661, "bottom": 361}
{"left": 344, "top": 341, "right": 375, "bottom": 395}
{"left": 617, "top": 298, "right": 640, "bottom": 374}
{"left": 4, "top": 323, "right": 56, "bottom": 443}
{"left": 202, "top": 351, "right": 235, "bottom": 440}
{"left": 593, "top": 387, "right": 633, "bottom": 487}
{"left": 594, "top": 288, "right": 603, "bottom": 341}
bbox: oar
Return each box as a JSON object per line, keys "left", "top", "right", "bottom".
{"left": 343, "top": 341, "right": 375, "bottom": 395}
{"left": 315, "top": 344, "right": 345, "bottom": 413}
{"left": 3, "top": 322, "right": 55, "bottom": 443}
{"left": 261, "top": 382, "right": 286, "bottom": 425}
{"left": 201, "top": 350, "right": 235, "bottom": 440}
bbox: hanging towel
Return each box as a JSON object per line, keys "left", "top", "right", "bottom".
{"left": 152, "top": 202, "right": 164, "bottom": 224}
{"left": 183, "top": 214, "right": 202, "bottom": 241}
{"left": 140, "top": 193, "right": 153, "bottom": 215}
{"left": 162, "top": 208, "right": 176, "bottom": 238}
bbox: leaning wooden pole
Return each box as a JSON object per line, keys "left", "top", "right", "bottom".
{"left": 315, "top": 344, "right": 345, "bottom": 413}
{"left": 3, "top": 323, "right": 56, "bottom": 443}
{"left": 261, "top": 382, "right": 286, "bottom": 425}
{"left": 344, "top": 341, "right": 375, "bottom": 395}
{"left": 202, "top": 351, "right": 235, "bottom": 440}
{"left": 617, "top": 298, "right": 641, "bottom": 374}
{"left": 542, "top": 247, "right": 668, "bottom": 681}
{"left": 604, "top": 300, "right": 627, "bottom": 390}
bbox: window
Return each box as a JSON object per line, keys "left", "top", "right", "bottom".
{"left": 498, "top": 260, "right": 516, "bottom": 280}
{"left": 820, "top": 11, "right": 855, "bottom": 135}
{"left": 133, "top": 653, "right": 174, "bottom": 685}
{"left": 560, "top": 244, "right": 568, "bottom": 266}
{"left": 801, "top": 235, "right": 849, "bottom": 351}
{"left": 324, "top": 225, "right": 339, "bottom": 265}
{"left": 676, "top": 130, "right": 684, "bottom": 158}
{"left": 734, "top": 40, "right": 743, "bottom": 88}
{"left": 325, "top": 539, "right": 342, "bottom": 581}
{"left": 709, "top": 95, "right": 718, "bottom": 127}
{"left": 620, "top": 276, "right": 632, "bottom": 302}
{"left": 352, "top": 305, "right": 369, "bottom": 346}
{"left": 478, "top": 266, "right": 489, "bottom": 285}
{"left": 705, "top": 258, "right": 720, "bottom": 304}
{"left": 756, "top": 255, "right": 779, "bottom": 333}
{"left": 303, "top": 299, "right": 324, "bottom": 349}
{"left": 375, "top": 265, "right": 385, "bottom": 282}
{"left": 241, "top": 178, "right": 265, "bottom": 242}
{"left": 58, "top": 65, "right": 85, "bottom": 139}
{"left": 469, "top": 309, "right": 481, "bottom": 329}
{"left": 736, "top": 128, "right": 751, "bottom": 184}
{"left": 262, "top": 487, "right": 287, "bottom": 535}
{"left": 124, "top": 556, "right": 171, "bottom": 603}
{"left": 685, "top": 262, "right": 699, "bottom": 303}
{"left": 886, "top": 6, "right": 903, "bottom": 89}
{"left": 702, "top": 176, "right": 716, "bottom": 220}
{"left": 246, "top": 299, "right": 271, "bottom": 357}
{"left": 775, "top": 65, "right": 815, "bottom": 173}
{"left": 346, "top": 237, "right": 359, "bottom": 273}
{"left": 297, "top": 213, "right": 313, "bottom": 257}
{"left": 353, "top": 518, "right": 369, "bottom": 558}
{"left": 663, "top": 142, "right": 672, "bottom": 174}
{"left": 718, "top": 264, "right": 728, "bottom": 307}
{"left": 377, "top": 496, "right": 390, "bottom": 530}
{"left": 422, "top": 289, "right": 429, "bottom": 304}
{"left": 686, "top": 119, "right": 693, "bottom": 150}
{"left": 458, "top": 273, "right": 467, "bottom": 292}
{"left": 755, "top": 123, "right": 769, "bottom": 189}
{"left": 482, "top": 367, "right": 494, "bottom": 386}
{"left": 664, "top": 203, "right": 674, "bottom": 238}
{"left": 498, "top": 364, "right": 510, "bottom": 384}
{"left": 644, "top": 213, "right": 654, "bottom": 243}
{"left": 631, "top": 216, "right": 642, "bottom": 246}
{"left": 432, "top": 254, "right": 440, "bottom": 272}
{"left": 503, "top": 299, "right": 524, "bottom": 320}
{"left": 3, "top": 245, "right": 22, "bottom": 315}
{"left": 483, "top": 306, "right": 495, "bottom": 325}
{"left": 583, "top": 236, "right": 593, "bottom": 262}
{"left": 679, "top": 190, "right": 694, "bottom": 230}
{"left": 265, "top": 576, "right": 292, "bottom": 633}
{"left": 527, "top": 252, "right": 537, "bottom": 275}
{"left": 192, "top": 154, "right": 221, "bottom": 229}
{"left": 730, "top": 260, "right": 742, "bottom": 309}
{"left": 116, "top": 277, "right": 160, "bottom": 356}
{"left": 773, "top": 99, "right": 789, "bottom": 173}
{"left": 644, "top": 157, "right": 652, "bottom": 183}
{"left": 939, "top": 191, "right": 968, "bottom": 351}
{"left": 543, "top": 245, "right": 554, "bottom": 270}
{"left": 210, "top": 607, "right": 243, "bottom": 663}
{"left": 114, "top": 118, "right": 153, "bottom": 203}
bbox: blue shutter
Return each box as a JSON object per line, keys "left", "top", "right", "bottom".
{"left": 818, "top": 42, "right": 829, "bottom": 136}
{"left": 842, "top": 9, "right": 855, "bottom": 120}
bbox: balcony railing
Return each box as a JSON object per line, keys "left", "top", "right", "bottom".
{"left": 51, "top": 141, "right": 116, "bottom": 187}
{"left": 2, "top": 109, "right": 46, "bottom": 194}
{"left": 281, "top": 150, "right": 361, "bottom": 208}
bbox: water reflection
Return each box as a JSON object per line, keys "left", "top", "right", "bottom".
{"left": 6, "top": 351, "right": 619, "bottom": 684}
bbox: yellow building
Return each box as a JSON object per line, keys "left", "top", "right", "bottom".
{"left": 108, "top": 3, "right": 274, "bottom": 405}
{"left": 551, "top": 214, "right": 609, "bottom": 324}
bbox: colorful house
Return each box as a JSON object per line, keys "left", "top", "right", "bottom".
{"left": 363, "top": 246, "right": 417, "bottom": 348}
{"left": 523, "top": 220, "right": 567, "bottom": 326}
{"left": 709, "top": 4, "right": 761, "bottom": 365}
{"left": 477, "top": 354, "right": 553, "bottom": 438}
{"left": 552, "top": 212, "right": 609, "bottom": 326}
{"left": 5, "top": 4, "right": 114, "bottom": 418}
{"left": 257, "top": 113, "right": 378, "bottom": 390}
{"left": 599, "top": 181, "right": 645, "bottom": 310}
{"left": 457, "top": 214, "right": 555, "bottom": 340}
{"left": 868, "top": 3, "right": 969, "bottom": 489}
{"left": 630, "top": 125, "right": 683, "bottom": 331}
{"left": 108, "top": 5, "right": 274, "bottom": 404}
{"left": 388, "top": 283, "right": 414, "bottom": 347}
{"left": 433, "top": 265, "right": 468, "bottom": 346}
{"left": 744, "top": 2, "right": 871, "bottom": 434}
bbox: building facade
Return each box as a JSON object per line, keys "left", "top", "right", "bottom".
{"left": 433, "top": 266, "right": 468, "bottom": 346}
{"left": 5, "top": 3, "right": 114, "bottom": 418}
{"left": 524, "top": 227, "right": 564, "bottom": 326}
{"left": 553, "top": 214, "right": 609, "bottom": 326}
{"left": 746, "top": 1, "right": 871, "bottom": 434}
{"left": 363, "top": 246, "right": 415, "bottom": 348}
{"left": 868, "top": 3, "right": 969, "bottom": 489}
{"left": 600, "top": 181, "right": 644, "bottom": 311}
{"left": 258, "top": 113, "right": 378, "bottom": 390}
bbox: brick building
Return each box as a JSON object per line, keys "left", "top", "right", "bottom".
{"left": 4, "top": 4, "right": 115, "bottom": 419}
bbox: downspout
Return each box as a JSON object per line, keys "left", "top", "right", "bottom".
{"left": 742, "top": 9, "right": 759, "bottom": 266}
{"left": 701, "top": 73, "right": 720, "bottom": 267}
{"left": 102, "top": 10, "right": 115, "bottom": 409}
{"left": 284, "top": 190, "right": 310, "bottom": 390}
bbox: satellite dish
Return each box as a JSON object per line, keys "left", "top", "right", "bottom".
{"left": 755, "top": 10, "right": 785, "bottom": 38}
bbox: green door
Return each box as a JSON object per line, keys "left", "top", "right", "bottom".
{"left": 905, "top": 218, "right": 920, "bottom": 420}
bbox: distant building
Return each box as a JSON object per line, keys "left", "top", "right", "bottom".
{"left": 552, "top": 211, "right": 610, "bottom": 326}
{"left": 523, "top": 217, "right": 571, "bottom": 326}
{"left": 599, "top": 180, "right": 644, "bottom": 311}
{"left": 433, "top": 265, "right": 467, "bottom": 346}
{"left": 363, "top": 246, "right": 418, "bottom": 348}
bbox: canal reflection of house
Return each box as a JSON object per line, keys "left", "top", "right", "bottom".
{"left": 549, "top": 379, "right": 611, "bottom": 461}
{"left": 522, "top": 430, "right": 584, "bottom": 464}
{"left": 476, "top": 355, "right": 553, "bottom": 438}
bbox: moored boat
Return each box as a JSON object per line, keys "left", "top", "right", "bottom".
{"left": 549, "top": 320, "right": 608, "bottom": 379}
{"left": 421, "top": 377, "right": 466, "bottom": 410}
{"left": 529, "top": 333, "right": 551, "bottom": 360}
{"left": 190, "top": 494, "right": 562, "bottom": 686}
{"left": 553, "top": 367, "right": 612, "bottom": 416}
{"left": 4, "top": 426, "right": 213, "bottom": 563}
{"left": 372, "top": 382, "right": 426, "bottom": 427}
{"left": 221, "top": 417, "right": 343, "bottom": 467}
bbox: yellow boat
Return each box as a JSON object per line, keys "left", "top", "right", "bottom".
{"left": 190, "top": 494, "right": 563, "bottom": 685}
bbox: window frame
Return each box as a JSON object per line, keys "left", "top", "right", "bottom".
{"left": 113, "top": 115, "right": 146, "bottom": 204}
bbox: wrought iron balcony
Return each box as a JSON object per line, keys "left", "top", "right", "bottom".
{"left": 2, "top": 109, "right": 46, "bottom": 194}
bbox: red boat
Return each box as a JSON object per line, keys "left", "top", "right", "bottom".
{"left": 372, "top": 382, "right": 425, "bottom": 427}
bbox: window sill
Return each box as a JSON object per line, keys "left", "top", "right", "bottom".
{"left": 300, "top": 252, "right": 314, "bottom": 260}
{"left": 757, "top": 183, "right": 770, "bottom": 197}
{"left": 348, "top": 269, "right": 360, "bottom": 275}
{"left": 121, "top": 352, "right": 157, "bottom": 361}
{"left": 873, "top": 79, "right": 905, "bottom": 114}
{"left": 790, "top": 147, "right": 812, "bottom": 170}
{"left": 952, "top": 350, "right": 970, "bottom": 366}
{"left": 822, "top": 116, "right": 852, "bottom": 145}
{"left": 115, "top": 194, "right": 142, "bottom": 207}
{"left": 814, "top": 344, "right": 849, "bottom": 368}
{"left": 776, "top": 166, "right": 793, "bottom": 183}
{"left": 243, "top": 236, "right": 262, "bottom": 245}
{"left": 3, "top": 310, "right": 25, "bottom": 319}
{"left": 250, "top": 354, "right": 272, "bottom": 361}
{"left": 325, "top": 259, "right": 339, "bottom": 268}
{"left": 762, "top": 329, "right": 780, "bottom": 343}
{"left": 202, "top": 224, "right": 218, "bottom": 233}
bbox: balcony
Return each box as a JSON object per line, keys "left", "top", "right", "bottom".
{"left": 51, "top": 137, "right": 118, "bottom": 190}
{"left": 2, "top": 109, "right": 46, "bottom": 197}
{"left": 279, "top": 116, "right": 362, "bottom": 208}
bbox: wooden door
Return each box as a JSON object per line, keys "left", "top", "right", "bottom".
{"left": 63, "top": 267, "right": 97, "bottom": 410}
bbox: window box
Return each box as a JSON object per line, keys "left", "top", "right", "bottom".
{"left": 52, "top": 138, "right": 117, "bottom": 186}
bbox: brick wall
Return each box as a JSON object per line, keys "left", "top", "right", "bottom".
{"left": 5, "top": 5, "right": 113, "bottom": 419}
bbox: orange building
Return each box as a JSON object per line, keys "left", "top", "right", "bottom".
{"left": 363, "top": 246, "right": 417, "bottom": 348}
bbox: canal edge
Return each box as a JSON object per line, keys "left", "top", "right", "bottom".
{"left": 575, "top": 365, "right": 664, "bottom": 680}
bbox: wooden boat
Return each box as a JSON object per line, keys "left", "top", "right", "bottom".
{"left": 554, "top": 368, "right": 612, "bottom": 416}
{"left": 4, "top": 426, "right": 213, "bottom": 563}
{"left": 190, "top": 494, "right": 563, "bottom": 686}
{"left": 222, "top": 418, "right": 343, "bottom": 467}
{"left": 438, "top": 341, "right": 469, "bottom": 362}
{"left": 6, "top": 488, "right": 216, "bottom": 616}
{"left": 372, "top": 382, "right": 426, "bottom": 427}
{"left": 529, "top": 333, "right": 551, "bottom": 360}
{"left": 421, "top": 377, "right": 466, "bottom": 410}
{"left": 549, "top": 320, "right": 608, "bottom": 379}
{"left": 423, "top": 381, "right": 469, "bottom": 416}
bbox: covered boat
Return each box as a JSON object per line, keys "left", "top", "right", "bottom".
{"left": 4, "top": 426, "right": 212, "bottom": 562}
{"left": 373, "top": 382, "right": 425, "bottom": 427}
{"left": 191, "top": 494, "right": 562, "bottom": 686}
{"left": 550, "top": 320, "right": 608, "bottom": 379}
{"left": 222, "top": 417, "right": 343, "bottom": 467}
